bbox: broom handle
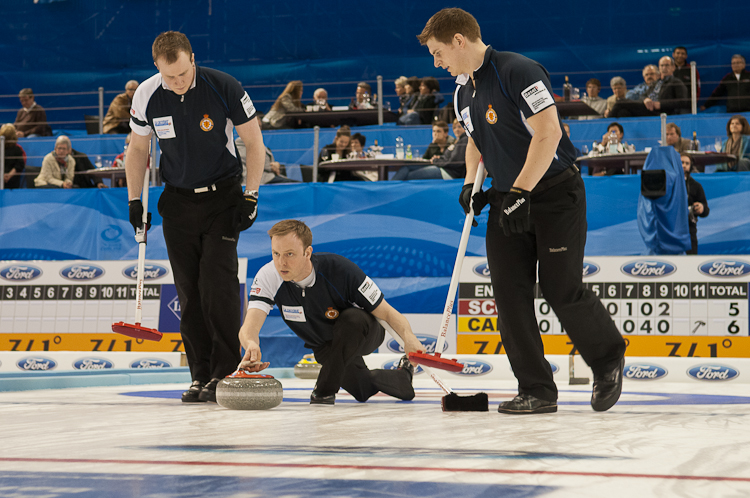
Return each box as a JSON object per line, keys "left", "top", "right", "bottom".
{"left": 133, "top": 159, "right": 151, "bottom": 325}
{"left": 434, "top": 160, "right": 486, "bottom": 357}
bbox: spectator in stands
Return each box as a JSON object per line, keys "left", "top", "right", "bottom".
{"left": 665, "top": 123, "right": 692, "bottom": 153}
{"left": 14, "top": 88, "right": 51, "bottom": 137}
{"left": 702, "top": 55, "right": 750, "bottom": 113}
{"left": 672, "top": 46, "right": 700, "bottom": 101}
{"left": 580, "top": 78, "right": 607, "bottom": 119}
{"left": 593, "top": 122, "right": 628, "bottom": 175}
{"left": 319, "top": 125, "right": 351, "bottom": 163}
{"left": 625, "top": 65, "right": 660, "bottom": 102}
{"left": 262, "top": 80, "right": 304, "bottom": 129}
{"left": 0, "top": 124, "right": 26, "bottom": 189}
{"left": 395, "top": 76, "right": 409, "bottom": 114}
{"left": 349, "top": 82, "right": 376, "bottom": 110}
{"left": 392, "top": 118, "right": 467, "bottom": 181}
{"left": 350, "top": 133, "right": 366, "bottom": 157}
{"left": 604, "top": 76, "right": 627, "bottom": 118}
{"left": 35, "top": 135, "right": 75, "bottom": 188}
{"left": 611, "top": 58, "right": 688, "bottom": 117}
{"left": 562, "top": 123, "right": 582, "bottom": 157}
{"left": 716, "top": 115, "right": 750, "bottom": 172}
{"left": 70, "top": 147, "right": 107, "bottom": 188}
{"left": 681, "top": 153, "right": 709, "bottom": 254}
{"left": 422, "top": 120, "right": 454, "bottom": 160}
{"left": 399, "top": 76, "right": 439, "bottom": 125}
{"left": 398, "top": 77, "right": 420, "bottom": 118}
{"left": 310, "top": 88, "right": 331, "bottom": 111}
{"left": 236, "top": 137, "right": 297, "bottom": 185}
{"left": 103, "top": 80, "right": 139, "bottom": 134}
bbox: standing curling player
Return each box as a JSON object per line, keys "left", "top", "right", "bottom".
{"left": 125, "top": 31, "right": 265, "bottom": 403}
{"left": 418, "top": 9, "right": 626, "bottom": 414}
{"left": 238, "top": 220, "right": 423, "bottom": 405}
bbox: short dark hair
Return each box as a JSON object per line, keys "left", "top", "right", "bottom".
{"left": 357, "top": 82, "right": 372, "bottom": 93}
{"left": 152, "top": 31, "right": 193, "bottom": 64}
{"left": 351, "top": 133, "right": 366, "bottom": 147}
{"left": 433, "top": 120, "right": 449, "bottom": 132}
{"left": 421, "top": 76, "right": 441, "bottom": 93}
{"left": 586, "top": 78, "right": 601, "bottom": 88}
{"left": 406, "top": 77, "right": 421, "bottom": 92}
{"left": 607, "top": 122, "right": 624, "bottom": 135}
{"left": 673, "top": 46, "right": 688, "bottom": 54}
{"left": 268, "top": 220, "right": 312, "bottom": 249}
{"left": 417, "top": 8, "right": 481, "bottom": 45}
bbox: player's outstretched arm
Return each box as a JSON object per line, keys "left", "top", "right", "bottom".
{"left": 238, "top": 308, "right": 270, "bottom": 372}
{"left": 371, "top": 299, "right": 424, "bottom": 355}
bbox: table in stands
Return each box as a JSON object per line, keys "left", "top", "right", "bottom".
{"left": 556, "top": 101, "right": 601, "bottom": 118}
{"left": 286, "top": 109, "right": 399, "bottom": 128}
{"left": 318, "top": 158, "right": 430, "bottom": 181}
{"left": 81, "top": 167, "right": 162, "bottom": 187}
{"left": 576, "top": 151, "right": 736, "bottom": 175}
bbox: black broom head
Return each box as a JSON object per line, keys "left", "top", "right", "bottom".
{"left": 441, "top": 392, "right": 489, "bottom": 412}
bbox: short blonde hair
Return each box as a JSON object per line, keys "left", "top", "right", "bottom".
{"left": 0, "top": 123, "right": 18, "bottom": 144}
{"left": 268, "top": 220, "right": 312, "bottom": 248}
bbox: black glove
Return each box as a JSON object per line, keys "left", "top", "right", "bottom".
{"left": 128, "top": 200, "right": 151, "bottom": 233}
{"left": 459, "top": 183, "right": 489, "bottom": 227}
{"left": 500, "top": 187, "right": 531, "bottom": 236}
{"left": 235, "top": 193, "right": 258, "bottom": 232}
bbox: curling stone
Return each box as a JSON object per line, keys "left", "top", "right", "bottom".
{"left": 294, "top": 353, "right": 322, "bottom": 379}
{"left": 216, "top": 370, "right": 283, "bottom": 410}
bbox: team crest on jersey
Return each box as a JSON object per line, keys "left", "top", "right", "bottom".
{"left": 485, "top": 105, "right": 497, "bottom": 124}
{"left": 200, "top": 114, "right": 214, "bottom": 131}
{"left": 325, "top": 307, "right": 339, "bottom": 320}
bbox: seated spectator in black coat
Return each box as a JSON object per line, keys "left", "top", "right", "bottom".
{"left": 392, "top": 119, "right": 467, "bottom": 181}
{"left": 71, "top": 148, "right": 106, "bottom": 188}
{"left": 0, "top": 124, "right": 26, "bottom": 189}
{"left": 701, "top": 54, "right": 750, "bottom": 113}
{"left": 672, "top": 46, "right": 700, "bottom": 101}
{"left": 611, "top": 57, "right": 688, "bottom": 117}
{"left": 422, "top": 120, "right": 454, "bottom": 160}
{"left": 399, "top": 77, "right": 439, "bottom": 125}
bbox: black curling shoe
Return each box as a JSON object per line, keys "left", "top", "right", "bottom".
{"left": 198, "top": 378, "right": 221, "bottom": 403}
{"left": 591, "top": 357, "right": 625, "bottom": 412}
{"left": 181, "top": 380, "right": 206, "bottom": 403}
{"left": 310, "top": 390, "right": 336, "bottom": 405}
{"left": 498, "top": 393, "right": 557, "bottom": 414}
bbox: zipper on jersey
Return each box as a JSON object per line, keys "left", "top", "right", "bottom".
{"left": 181, "top": 94, "right": 187, "bottom": 115}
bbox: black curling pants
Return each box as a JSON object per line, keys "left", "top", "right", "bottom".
{"left": 158, "top": 182, "right": 243, "bottom": 383}
{"left": 313, "top": 308, "right": 414, "bottom": 402}
{"left": 485, "top": 173, "right": 626, "bottom": 402}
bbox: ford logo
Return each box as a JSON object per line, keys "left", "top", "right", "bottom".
{"left": 687, "top": 364, "right": 739, "bottom": 381}
{"left": 60, "top": 264, "right": 105, "bottom": 281}
{"left": 621, "top": 260, "right": 676, "bottom": 278}
{"left": 130, "top": 358, "right": 172, "bottom": 369}
{"left": 472, "top": 262, "right": 491, "bottom": 278}
{"left": 582, "top": 261, "right": 600, "bottom": 278}
{"left": 386, "top": 336, "right": 447, "bottom": 354}
{"left": 698, "top": 259, "right": 750, "bottom": 278}
{"left": 382, "top": 359, "right": 424, "bottom": 375}
{"left": 624, "top": 363, "right": 668, "bottom": 380}
{"left": 549, "top": 362, "right": 559, "bottom": 375}
{"left": 17, "top": 356, "right": 57, "bottom": 371}
{"left": 73, "top": 357, "right": 114, "bottom": 370}
{"left": 122, "top": 263, "right": 169, "bottom": 280}
{"left": 0, "top": 264, "right": 43, "bottom": 281}
{"left": 452, "top": 360, "right": 493, "bottom": 376}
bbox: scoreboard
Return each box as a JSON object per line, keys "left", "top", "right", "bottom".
{"left": 0, "top": 259, "right": 247, "bottom": 353}
{"left": 457, "top": 256, "right": 750, "bottom": 358}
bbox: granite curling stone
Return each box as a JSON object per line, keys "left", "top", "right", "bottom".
{"left": 216, "top": 371, "right": 283, "bottom": 410}
{"left": 293, "top": 353, "right": 322, "bottom": 379}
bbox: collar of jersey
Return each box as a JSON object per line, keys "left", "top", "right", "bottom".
{"left": 455, "top": 45, "right": 493, "bottom": 86}
{"left": 161, "top": 65, "right": 198, "bottom": 93}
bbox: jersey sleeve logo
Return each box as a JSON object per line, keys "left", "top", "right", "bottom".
{"left": 485, "top": 105, "right": 497, "bottom": 124}
{"left": 358, "top": 276, "right": 382, "bottom": 306}
{"left": 521, "top": 80, "right": 554, "bottom": 114}
{"left": 200, "top": 114, "right": 214, "bottom": 132}
{"left": 241, "top": 92, "right": 256, "bottom": 119}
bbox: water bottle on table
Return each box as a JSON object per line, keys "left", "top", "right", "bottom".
{"left": 395, "top": 136, "right": 404, "bottom": 159}
{"left": 406, "top": 144, "right": 412, "bottom": 159}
